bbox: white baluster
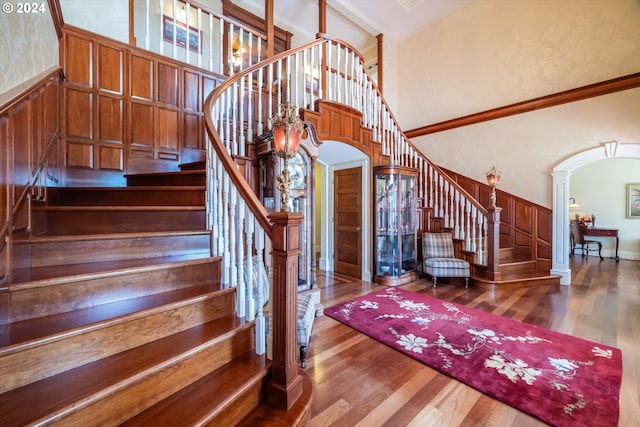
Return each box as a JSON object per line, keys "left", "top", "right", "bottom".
{"left": 196, "top": 7, "right": 202, "bottom": 68}
{"left": 255, "top": 224, "right": 266, "bottom": 355}
{"left": 236, "top": 196, "right": 245, "bottom": 318}
{"left": 245, "top": 205, "right": 255, "bottom": 322}
{"left": 229, "top": 187, "right": 237, "bottom": 291}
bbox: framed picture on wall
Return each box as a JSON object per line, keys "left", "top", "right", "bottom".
{"left": 626, "top": 183, "right": 640, "bottom": 218}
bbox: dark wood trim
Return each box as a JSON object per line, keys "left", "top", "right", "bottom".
{"left": 46, "top": 0, "right": 64, "bottom": 40}
{"left": 405, "top": 72, "right": 640, "bottom": 138}
{"left": 376, "top": 33, "right": 383, "bottom": 94}
{"left": 128, "top": 0, "right": 136, "bottom": 45}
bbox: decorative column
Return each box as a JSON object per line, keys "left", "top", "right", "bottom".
{"left": 485, "top": 206, "right": 502, "bottom": 281}
{"left": 267, "top": 211, "right": 303, "bottom": 410}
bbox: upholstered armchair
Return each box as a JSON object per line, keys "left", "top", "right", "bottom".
{"left": 422, "top": 232, "right": 471, "bottom": 288}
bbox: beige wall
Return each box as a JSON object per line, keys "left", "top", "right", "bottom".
{"left": 571, "top": 158, "right": 640, "bottom": 259}
{"left": 0, "top": 4, "right": 58, "bottom": 100}
{"left": 60, "top": 0, "right": 129, "bottom": 43}
{"left": 397, "top": 0, "right": 640, "bottom": 208}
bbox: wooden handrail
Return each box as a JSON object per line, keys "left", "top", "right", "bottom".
{"left": 46, "top": 0, "right": 64, "bottom": 40}
{"left": 203, "top": 37, "right": 328, "bottom": 237}
{"left": 406, "top": 72, "right": 640, "bottom": 138}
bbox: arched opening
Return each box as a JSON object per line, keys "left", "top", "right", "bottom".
{"left": 551, "top": 142, "right": 640, "bottom": 284}
{"left": 316, "top": 141, "right": 371, "bottom": 280}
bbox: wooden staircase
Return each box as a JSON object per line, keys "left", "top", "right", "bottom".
{"left": 0, "top": 163, "right": 306, "bottom": 426}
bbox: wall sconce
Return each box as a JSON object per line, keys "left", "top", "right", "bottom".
{"left": 486, "top": 166, "right": 501, "bottom": 208}
{"left": 270, "top": 104, "right": 304, "bottom": 212}
{"left": 569, "top": 197, "right": 580, "bottom": 209}
{"left": 176, "top": 4, "right": 187, "bottom": 24}
{"left": 231, "top": 47, "right": 245, "bottom": 68}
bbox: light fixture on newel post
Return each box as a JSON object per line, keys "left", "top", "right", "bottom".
{"left": 486, "top": 166, "right": 501, "bottom": 208}
{"left": 271, "top": 104, "right": 304, "bottom": 212}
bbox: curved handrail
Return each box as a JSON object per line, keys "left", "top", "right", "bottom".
{"left": 204, "top": 33, "right": 489, "bottom": 255}
{"left": 203, "top": 37, "right": 328, "bottom": 237}
{"left": 316, "top": 33, "right": 487, "bottom": 218}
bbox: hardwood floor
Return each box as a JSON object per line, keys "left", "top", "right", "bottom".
{"left": 307, "top": 257, "right": 640, "bottom": 426}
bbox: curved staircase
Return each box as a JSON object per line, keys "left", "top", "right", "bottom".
{"left": 0, "top": 163, "right": 309, "bottom": 426}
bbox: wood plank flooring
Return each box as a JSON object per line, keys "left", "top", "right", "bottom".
{"left": 307, "top": 257, "right": 639, "bottom": 427}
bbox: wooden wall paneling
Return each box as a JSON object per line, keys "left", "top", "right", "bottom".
{"left": 183, "top": 69, "right": 201, "bottom": 151}
{"left": 11, "top": 100, "right": 30, "bottom": 220}
{"left": 97, "top": 44, "right": 124, "bottom": 172}
{"left": 130, "top": 54, "right": 154, "bottom": 101}
{"left": 64, "top": 33, "right": 95, "bottom": 172}
{"left": 156, "top": 61, "right": 180, "bottom": 161}
{"left": 1, "top": 114, "right": 9, "bottom": 289}
{"left": 64, "top": 34, "right": 93, "bottom": 88}
{"left": 129, "top": 53, "right": 155, "bottom": 162}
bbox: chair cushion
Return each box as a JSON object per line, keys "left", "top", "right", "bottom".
{"left": 422, "top": 232, "right": 455, "bottom": 258}
{"left": 297, "top": 293, "right": 316, "bottom": 347}
{"left": 425, "top": 257, "right": 470, "bottom": 278}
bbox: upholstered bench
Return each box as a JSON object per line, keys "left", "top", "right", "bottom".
{"left": 297, "top": 292, "right": 316, "bottom": 368}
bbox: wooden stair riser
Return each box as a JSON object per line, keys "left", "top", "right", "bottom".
{"left": 0, "top": 290, "right": 235, "bottom": 394}
{"left": 122, "top": 353, "right": 268, "bottom": 427}
{"left": 45, "top": 209, "right": 206, "bottom": 235}
{"left": 22, "top": 232, "right": 211, "bottom": 268}
{"left": 52, "top": 187, "right": 205, "bottom": 207}
{"left": 126, "top": 171, "right": 206, "bottom": 187}
{"left": 499, "top": 260, "right": 537, "bottom": 275}
{"left": 23, "top": 325, "right": 254, "bottom": 427}
{"left": 8, "top": 258, "right": 221, "bottom": 322}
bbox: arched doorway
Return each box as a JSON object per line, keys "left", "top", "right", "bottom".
{"left": 316, "top": 141, "right": 371, "bottom": 281}
{"left": 551, "top": 142, "right": 640, "bottom": 284}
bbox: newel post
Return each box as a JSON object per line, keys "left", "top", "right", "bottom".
{"left": 267, "top": 211, "right": 303, "bottom": 410}
{"left": 486, "top": 207, "right": 502, "bottom": 281}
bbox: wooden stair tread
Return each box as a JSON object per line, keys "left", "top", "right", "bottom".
{"left": 43, "top": 205, "right": 205, "bottom": 211}
{"left": 0, "top": 315, "right": 251, "bottom": 427}
{"left": 0, "top": 284, "right": 229, "bottom": 350}
{"left": 120, "top": 351, "right": 268, "bottom": 426}
{"left": 11, "top": 254, "right": 215, "bottom": 284}
{"left": 14, "top": 230, "right": 211, "bottom": 244}
{"left": 125, "top": 170, "right": 205, "bottom": 178}
{"left": 55, "top": 185, "right": 205, "bottom": 191}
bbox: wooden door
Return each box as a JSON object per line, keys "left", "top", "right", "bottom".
{"left": 334, "top": 167, "right": 362, "bottom": 278}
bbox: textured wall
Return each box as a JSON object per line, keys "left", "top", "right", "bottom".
{"left": 399, "top": 0, "right": 640, "bottom": 207}
{"left": 60, "top": 0, "right": 129, "bottom": 43}
{"left": 0, "top": 4, "right": 58, "bottom": 99}
{"left": 571, "top": 158, "right": 640, "bottom": 259}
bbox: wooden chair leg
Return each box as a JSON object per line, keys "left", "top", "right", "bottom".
{"left": 432, "top": 277, "right": 437, "bottom": 288}
{"left": 464, "top": 277, "right": 469, "bottom": 289}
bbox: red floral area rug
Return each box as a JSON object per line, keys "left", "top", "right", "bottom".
{"left": 325, "top": 287, "right": 622, "bottom": 427}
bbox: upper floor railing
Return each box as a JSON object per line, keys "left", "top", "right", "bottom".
{"left": 131, "top": 0, "right": 267, "bottom": 76}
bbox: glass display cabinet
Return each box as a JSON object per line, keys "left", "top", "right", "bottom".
{"left": 374, "top": 165, "right": 419, "bottom": 286}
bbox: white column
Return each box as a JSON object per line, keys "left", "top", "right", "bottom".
{"left": 551, "top": 170, "right": 572, "bottom": 285}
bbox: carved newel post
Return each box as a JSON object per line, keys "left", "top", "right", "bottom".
{"left": 485, "top": 166, "right": 502, "bottom": 281}
{"left": 267, "top": 211, "right": 304, "bottom": 409}
{"left": 486, "top": 206, "right": 502, "bottom": 281}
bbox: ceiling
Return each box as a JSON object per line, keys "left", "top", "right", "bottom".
{"left": 327, "top": 0, "right": 473, "bottom": 43}
{"left": 237, "top": 0, "right": 473, "bottom": 53}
